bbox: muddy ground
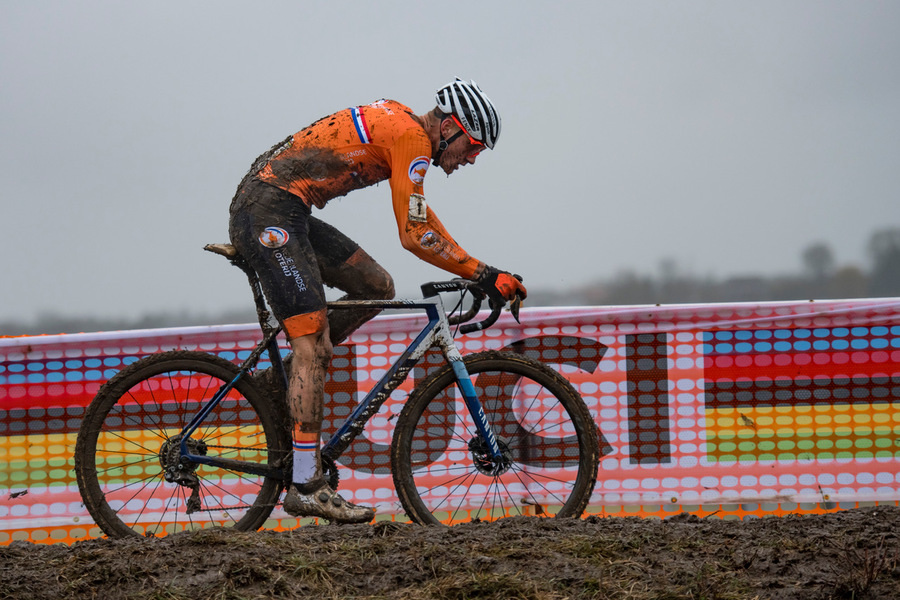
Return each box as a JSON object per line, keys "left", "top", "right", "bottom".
{"left": 1, "top": 507, "right": 899, "bottom": 600}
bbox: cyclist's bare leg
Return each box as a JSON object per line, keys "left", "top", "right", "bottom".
{"left": 287, "top": 327, "right": 333, "bottom": 474}
{"left": 283, "top": 322, "right": 376, "bottom": 523}
{"left": 322, "top": 247, "right": 395, "bottom": 345}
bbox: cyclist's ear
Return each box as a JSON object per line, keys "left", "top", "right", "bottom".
{"left": 439, "top": 116, "right": 457, "bottom": 137}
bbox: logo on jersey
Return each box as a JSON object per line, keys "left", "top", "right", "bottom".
{"left": 408, "top": 157, "right": 430, "bottom": 185}
{"left": 409, "top": 194, "right": 428, "bottom": 223}
{"left": 368, "top": 99, "right": 394, "bottom": 115}
{"left": 419, "top": 231, "right": 437, "bottom": 249}
{"left": 259, "top": 227, "right": 289, "bottom": 248}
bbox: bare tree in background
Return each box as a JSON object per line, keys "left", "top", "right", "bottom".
{"left": 802, "top": 242, "right": 835, "bottom": 281}
{"left": 868, "top": 228, "right": 900, "bottom": 297}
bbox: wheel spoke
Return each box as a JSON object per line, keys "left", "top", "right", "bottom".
{"left": 394, "top": 352, "right": 599, "bottom": 525}
{"left": 75, "top": 352, "right": 287, "bottom": 538}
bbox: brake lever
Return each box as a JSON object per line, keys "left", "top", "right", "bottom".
{"left": 509, "top": 295, "right": 522, "bottom": 323}
{"left": 509, "top": 273, "right": 524, "bottom": 323}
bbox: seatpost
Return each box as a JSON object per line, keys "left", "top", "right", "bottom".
{"left": 228, "top": 256, "right": 277, "bottom": 336}
{"left": 226, "top": 255, "right": 289, "bottom": 391}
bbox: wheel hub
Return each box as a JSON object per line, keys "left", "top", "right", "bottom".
{"left": 159, "top": 435, "right": 207, "bottom": 486}
{"left": 468, "top": 436, "right": 512, "bottom": 476}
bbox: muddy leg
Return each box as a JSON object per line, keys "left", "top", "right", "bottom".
{"left": 287, "top": 327, "right": 333, "bottom": 483}
{"left": 323, "top": 248, "right": 395, "bottom": 345}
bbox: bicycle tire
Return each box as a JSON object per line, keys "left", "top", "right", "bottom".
{"left": 74, "top": 350, "right": 291, "bottom": 538}
{"left": 391, "top": 350, "right": 600, "bottom": 525}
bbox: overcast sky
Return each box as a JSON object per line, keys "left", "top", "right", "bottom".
{"left": 2, "top": 1, "right": 899, "bottom": 324}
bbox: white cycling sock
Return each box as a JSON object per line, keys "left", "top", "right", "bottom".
{"left": 292, "top": 431, "right": 318, "bottom": 485}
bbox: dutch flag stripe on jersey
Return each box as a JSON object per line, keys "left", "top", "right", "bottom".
{"left": 351, "top": 106, "right": 372, "bottom": 144}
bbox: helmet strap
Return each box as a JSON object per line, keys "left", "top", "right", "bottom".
{"left": 432, "top": 130, "right": 465, "bottom": 166}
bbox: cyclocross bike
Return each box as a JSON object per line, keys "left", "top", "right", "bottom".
{"left": 74, "top": 243, "right": 600, "bottom": 538}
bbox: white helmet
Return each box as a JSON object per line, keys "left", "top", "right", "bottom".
{"left": 435, "top": 78, "right": 501, "bottom": 149}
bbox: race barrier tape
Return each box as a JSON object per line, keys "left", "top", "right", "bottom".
{"left": 1, "top": 298, "right": 899, "bottom": 544}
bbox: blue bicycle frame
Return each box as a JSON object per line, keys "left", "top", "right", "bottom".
{"left": 176, "top": 293, "right": 503, "bottom": 481}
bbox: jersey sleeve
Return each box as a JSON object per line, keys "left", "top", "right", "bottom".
{"left": 388, "top": 129, "right": 483, "bottom": 279}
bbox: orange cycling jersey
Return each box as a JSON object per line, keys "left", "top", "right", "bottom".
{"left": 256, "top": 99, "right": 482, "bottom": 279}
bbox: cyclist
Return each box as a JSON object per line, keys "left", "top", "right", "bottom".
{"left": 228, "top": 78, "right": 527, "bottom": 524}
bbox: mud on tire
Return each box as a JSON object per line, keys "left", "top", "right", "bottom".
{"left": 74, "top": 351, "right": 290, "bottom": 538}
{"left": 390, "top": 350, "right": 600, "bottom": 525}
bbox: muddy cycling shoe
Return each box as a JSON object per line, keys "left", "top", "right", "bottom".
{"left": 283, "top": 479, "right": 375, "bottom": 524}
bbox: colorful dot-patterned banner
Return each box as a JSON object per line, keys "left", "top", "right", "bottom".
{"left": 1, "top": 298, "right": 899, "bottom": 543}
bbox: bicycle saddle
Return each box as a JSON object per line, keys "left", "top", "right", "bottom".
{"left": 204, "top": 243, "right": 238, "bottom": 259}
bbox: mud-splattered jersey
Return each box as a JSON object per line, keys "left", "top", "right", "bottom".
{"left": 256, "top": 99, "right": 481, "bottom": 279}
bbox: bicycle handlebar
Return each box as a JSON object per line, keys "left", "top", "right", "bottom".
{"left": 420, "top": 279, "right": 519, "bottom": 335}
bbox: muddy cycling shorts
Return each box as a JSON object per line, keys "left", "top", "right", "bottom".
{"left": 228, "top": 177, "right": 360, "bottom": 339}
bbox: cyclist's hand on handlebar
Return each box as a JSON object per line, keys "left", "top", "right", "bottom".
{"left": 477, "top": 266, "right": 527, "bottom": 304}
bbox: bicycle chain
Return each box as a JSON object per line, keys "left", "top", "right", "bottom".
{"left": 182, "top": 444, "right": 341, "bottom": 513}
{"left": 183, "top": 443, "right": 289, "bottom": 512}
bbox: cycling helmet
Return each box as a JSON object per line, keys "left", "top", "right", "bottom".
{"left": 435, "top": 78, "right": 501, "bottom": 150}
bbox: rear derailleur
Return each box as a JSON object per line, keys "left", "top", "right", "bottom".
{"left": 159, "top": 435, "right": 208, "bottom": 514}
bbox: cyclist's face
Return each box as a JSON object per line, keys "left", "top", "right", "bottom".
{"left": 439, "top": 119, "right": 484, "bottom": 175}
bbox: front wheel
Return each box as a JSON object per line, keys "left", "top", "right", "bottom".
{"left": 391, "top": 351, "right": 600, "bottom": 525}
{"left": 74, "top": 351, "right": 291, "bottom": 538}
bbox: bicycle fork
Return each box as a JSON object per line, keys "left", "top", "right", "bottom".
{"left": 414, "top": 309, "right": 510, "bottom": 473}
{"left": 446, "top": 349, "right": 510, "bottom": 475}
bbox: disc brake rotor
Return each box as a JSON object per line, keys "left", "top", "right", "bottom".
{"left": 468, "top": 436, "right": 513, "bottom": 476}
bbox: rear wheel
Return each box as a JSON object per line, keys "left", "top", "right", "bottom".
{"left": 74, "top": 351, "right": 290, "bottom": 538}
{"left": 391, "top": 351, "right": 600, "bottom": 525}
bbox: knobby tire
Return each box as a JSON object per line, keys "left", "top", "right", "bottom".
{"left": 391, "top": 350, "right": 600, "bottom": 525}
{"left": 74, "top": 351, "right": 290, "bottom": 539}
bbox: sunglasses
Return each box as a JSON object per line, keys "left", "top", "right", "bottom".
{"left": 450, "top": 115, "right": 485, "bottom": 155}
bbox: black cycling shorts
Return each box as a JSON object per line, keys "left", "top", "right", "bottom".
{"left": 228, "top": 177, "right": 360, "bottom": 337}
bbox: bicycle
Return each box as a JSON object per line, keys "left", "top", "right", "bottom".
{"left": 74, "top": 243, "right": 601, "bottom": 538}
